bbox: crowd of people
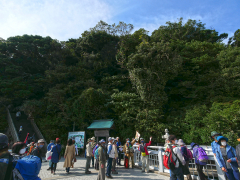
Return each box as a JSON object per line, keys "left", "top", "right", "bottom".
{"left": 164, "top": 131, "right": 240, "bottom": 180}
{"left": 1, "top": 131, "right": 240, "bottom": 180}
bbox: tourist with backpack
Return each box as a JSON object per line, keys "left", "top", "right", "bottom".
{"left": 164, "top": 135, "right": 186, "bottom": 180}
{"left": 123, "top": 137, "right": 136, "bottom": 169}
{"left": 190, "top": 142, "right": 208, "bottom": 180}
{"left": 51, "top": 138, "right": 61, "bottom": 175}
{"left": 177, "top": 139, "right": 192, "bottom": 180}
{"left": 211, "top": 131, "right": 221, "bottom": 157}
{"left": 32, "top": 139, "right": 45, "bottom": 163}
{"left": 0, "top": 133, "right": 13, "bottom": 180}
{"left": 98, "top": 139, "right": 106, "bottom": 180}
{"left": 138, "top": 136, "right": 152, "bottom": 173}
{"left": 235, "top": 133, "right": 240, "bottom": 170}
{"left": 215, "top": 136, "right": 240, "bottom": 180}
{"left": 116, "top": 137, "right": 122, "bottom": 166}
{"left": 93, "top": 142, "right": 100, "bottom": 170}
{"left": 106, "top": 137, "right": 115, "bottom": 178}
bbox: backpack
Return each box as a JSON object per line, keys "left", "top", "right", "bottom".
{"left": 140, "top": 144, "right": 145, "bottom": 152}
{"left": 129, "top": 146, "right": 134, "bottom": 153}
{"left": 0, "top": 155, "right": 14, "bottom": 180}
{"left": 163, "top": 145, "right": 177, "bottom": 170}
{"left": 93, "top": 145, "right": 99, "bottom": 155}
{"left": 186, "top": 148, "right": 193, "bottom": 160}
{"left": 15, "top": 155, "right": 41, "bottom": 180}
{"left": 197, "top": 147, "right": 208, "bottom": 163}
{"left": 94, "top": 147, "right": 100, "bottom": 159}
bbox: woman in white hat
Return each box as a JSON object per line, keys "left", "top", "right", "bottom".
{"left": 177, "top": 139, "right": 192, "bottom": 180}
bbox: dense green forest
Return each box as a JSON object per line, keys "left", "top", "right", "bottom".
{"left": 1, "top": 18, "right": 240, "bottom": 145}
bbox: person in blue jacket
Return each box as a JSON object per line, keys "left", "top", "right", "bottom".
{"left": 211, "top": 131, "right": 220, "bottom": 157}
{"left": 51, "top": 138, "right": 61, "bottom": 175}
{"left": 47, "top": 140, "right": 55, "bottom": 170}
{"left": 215, "top": 136, "right": 240, "bottom": 180}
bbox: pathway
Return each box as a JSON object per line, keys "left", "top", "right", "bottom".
{"left": 39, "top": 157, "right": 168, "bottom": 180}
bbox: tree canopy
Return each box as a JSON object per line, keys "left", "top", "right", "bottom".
{"left": 2, "top": 19, "right": 240, "bottom": 146}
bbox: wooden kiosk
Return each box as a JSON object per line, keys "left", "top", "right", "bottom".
{"left": 87, "top": 119, "right": 114, "bottom": 142}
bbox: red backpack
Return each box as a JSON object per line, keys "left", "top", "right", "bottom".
{"left": 163, "top": 145, "right": 177, "bottom": 170}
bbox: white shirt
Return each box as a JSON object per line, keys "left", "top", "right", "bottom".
{"left": 108, "top": 143, "right": 115, "bottom": 158}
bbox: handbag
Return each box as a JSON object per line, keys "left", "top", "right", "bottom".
{"left": 46, "top": 150, "right": 52, "bottom": 160}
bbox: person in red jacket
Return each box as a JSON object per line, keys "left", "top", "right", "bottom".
{"left": 138, "top": 136, "right": 152, "bottom": 173}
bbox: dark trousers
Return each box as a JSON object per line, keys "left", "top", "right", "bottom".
{"left": 117, "top": 152, "right": 122, "bottom": 164}
{"left": 225, "top": 169, "right": 240, "bottom": 180}
{"left": 51, "top": 162, "right": 57, "bottom": 172}
{"left": 196, "top": 164, "right": 206, "bottom": 180}
{"left": 95, "top": 158, "right": 99, "bottom": 170}
{"left": 170, "top": 167, "right": 184, "bottom": 180}
{"left": 106, "top": 157, "right": 113, "bottom": 177}
{"left": 85, "top": 156, "right": 91, "bottom": 173}
{"left": 66, "top": 167, "right": 70, "bottom": 173}
{"left": 91, "top": 156, "right": 94, "bottom": 166}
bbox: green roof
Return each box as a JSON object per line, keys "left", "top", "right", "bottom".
{"left": 87, "top": 119, "right": 114, "bottom": 129}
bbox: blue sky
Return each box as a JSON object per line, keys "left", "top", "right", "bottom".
{"left": 0, "top": 0, "right": 239, "bottom": 42}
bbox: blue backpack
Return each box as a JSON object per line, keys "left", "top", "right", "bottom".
{"left": 95, "top": 147, "right": 100, "bottom": 159}
{"left": 15, "top": 155, "right": 41, "bottom": 180}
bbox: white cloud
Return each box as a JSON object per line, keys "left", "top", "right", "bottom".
{"left": 132, "top": 6, "right": 227, "bottom": 35}
{"left": 0, "top": 0, "right": 113, "bottom": 41}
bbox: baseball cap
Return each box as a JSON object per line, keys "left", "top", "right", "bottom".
{"left": 0, "top": 133, "right": 8, "bottom": 150}
{"left": 108, "top": 137, "right": 112, "bottom": 141}
{"left": 56, "top": 138, "right": 60, "bottom": 141}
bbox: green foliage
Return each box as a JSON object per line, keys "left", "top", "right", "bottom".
{"left": 0, "top": 106, "right": 8, "bottom": 133}
{"left": 228, "top": 29, "right": 240, "bottom": 47}
{"left": 128, "top": 41, "right": 182, "bottom": 106}
{"left": 2, "top": 19, "right": 240, "bottom": 146}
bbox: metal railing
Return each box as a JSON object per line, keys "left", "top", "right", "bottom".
{"left": 133, "top": 145, "right": 225, "bottom": 180}
{"left": 6, "top": 108, "right": 19, "bottom": 142}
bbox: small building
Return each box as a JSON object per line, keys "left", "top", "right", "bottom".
{"left": 87, "top": 119, "right": 114, "bottom": 142}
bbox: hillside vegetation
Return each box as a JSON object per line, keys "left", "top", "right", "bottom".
{"left": 1, "top": 19, "right": 240, "bottom": 145}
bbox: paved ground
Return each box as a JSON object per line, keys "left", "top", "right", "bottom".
{"left": 39, "top": 157, "right": 169, "bottom": 180}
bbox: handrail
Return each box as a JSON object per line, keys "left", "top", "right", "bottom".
{"left": 133, "top": 145, "right": 225, "bottom": 180}
{"left": 6, "top": 108, "right": 19, "bottom": 142}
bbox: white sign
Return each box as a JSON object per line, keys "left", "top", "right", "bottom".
{"left": 135, "top": 131, "right": 140, "bottom": 141}
{"left": 68, "top": 131, "right": 85, "bottom": 149}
